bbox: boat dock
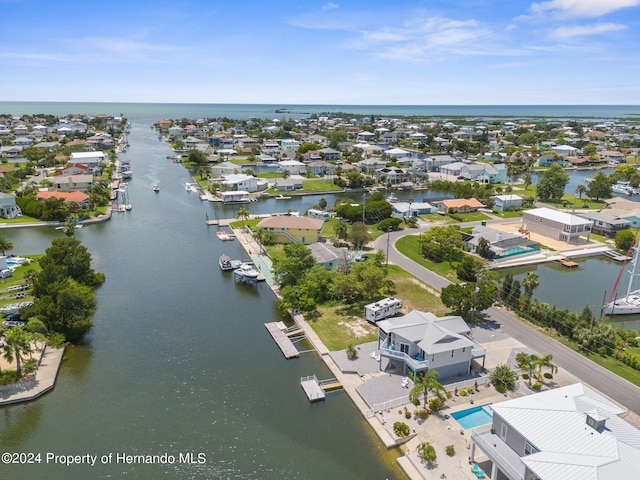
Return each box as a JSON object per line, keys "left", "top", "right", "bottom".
{"left": 557, "top": 259, "right": 579, "bottom": 268}
{"left": 603, "top": 250, "right": 632, "bottom": 261}
{"left": 300, "top": 375, "right": 343, "bottom": 402}
{"left": 264, "top": 322, "right": 299, "bottom": 359}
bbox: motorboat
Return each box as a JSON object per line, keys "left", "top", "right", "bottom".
{"left": 604, "top": 246, "right": 640, "bottom": 314}
{"left": 216, "top": 230, "right": 234, "bottom": 241}
{"left": 612, "top": 181, "right": 636, "bottom": 196}
{"left": 153, "top": 184, "right": 160, "bottom": 192}
{"left": 219, "top": 255, "right": 234, "bottom": 271}
{"left": 233, "top": 263, "right": 260, "bottom": 283}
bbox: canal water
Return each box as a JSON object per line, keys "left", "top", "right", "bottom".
{"left": 0, "top": 121, "right": 404, "bottom": 479}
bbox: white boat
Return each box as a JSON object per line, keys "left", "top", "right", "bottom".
{"left": 604, "top": 246, "right": 640, "bottom": 314}
{"left": 153, "top": 184, "right": 160, "bottom": 192}
{"left": 612, "top": 181, "right": 636, "bottom": 196}
{"left": 216, "top": 230, "right": 234, "bottom": 241}
{"left": 219, "top": 255, "right": 234, "bottom": 271}
{"left": 233, "top": 263, "right": 260, "bottom": 282}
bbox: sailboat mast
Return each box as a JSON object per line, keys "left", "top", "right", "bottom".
{"left": 626, "top": 246, "right": 640, "bottom": 299}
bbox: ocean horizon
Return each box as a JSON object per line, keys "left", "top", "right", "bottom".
{"left": 1, "top": 101, "right": 640, "bottom": 124}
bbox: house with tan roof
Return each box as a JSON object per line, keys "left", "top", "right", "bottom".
{"left": 434, "top": 198, "right": 484, "bottom": 214}
{"left": 256, "top": 215, "right": 324, "bottom": 244}
{"left": 36, "top": 191, "right": 89, "bottom": 207}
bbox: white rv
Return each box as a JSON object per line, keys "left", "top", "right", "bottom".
{"left": 365, "top": 297, "right": 403, "bottom": 323}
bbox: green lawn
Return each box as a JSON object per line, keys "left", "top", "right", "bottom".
{"left": 419, "top": 213, "right": 458, "bottom": 224}
{"left": 395, "top": 234, "right": 459, "bottom": 281}
{"left": 492, "top": 210, "right": 523, "bottom": 219}
{"left": 449, "top": 211, "right": 491, "bottom": 222}
{"left": 310, "top": 264, "right": 448, "bottom": 351}
{"left": 299, "top": 179, "right": 342, "bottom": 192}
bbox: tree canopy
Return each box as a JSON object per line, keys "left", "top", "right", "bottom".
{"left": 536, "top": 164, "right": 569, "bottom": 201}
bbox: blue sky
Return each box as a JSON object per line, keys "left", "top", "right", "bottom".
{"left": 2, "top": 0, "right": 640, "bottom": 105}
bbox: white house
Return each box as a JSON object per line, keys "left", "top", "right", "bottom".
{"left": 470, "top": 383, "right": 640, "bottom": 480}
{"left": 377, "top": 310, "right": 486, "bottom": 378}
{"left": 492, "top": 194, "right": 523, "bottom": 212}
{"left": 219, "top": 173, "right": 267, "bottom": 193}
{"left": 522, "top": 207, "right": 592, "bottom": 244}
{"left": 280, "top": 139, "right": 300, "bottom": 152}
{"left": 0, "top": 193, "right": 21, "bottom": 219}
{"left": 278, "top": 159, "right": 306, "bottom": 175}
{"left": 69, "top": 151, "right": 107, "bottom": 171}
{"left": 551, "top": 144, "right": 578, "bottom": 157}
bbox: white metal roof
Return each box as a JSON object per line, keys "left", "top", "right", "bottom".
{"left": 524, "top": 207, "right": 593, "bottom": 226}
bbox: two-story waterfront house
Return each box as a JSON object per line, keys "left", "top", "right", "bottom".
{"left": 376, "top": 310, "right": 486, "bottom": 378}
{"left": 470, "top": 383, "right": 640, "bottom": 480}
{"left": 522, "top": 207, "right": 592, "bottom": 244}
{"left": 256, "top": 216, "right": 324, "bottom": 244}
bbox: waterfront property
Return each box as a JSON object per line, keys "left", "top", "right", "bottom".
{"left": 466, "top": 225, "right": 540, "bottom": 260}
{"left": 576, "top": 211, "right": 630, "bottom": 237}
{"left": 434, "top": 198, "right": 484, "bottom": 214}
{"left": 492, "top": 194, "right": 523, "bottom": 212}
{"left": 307, "top": 242, "right": 348, "bottom": 269}
{"left": 470, "top": 383, "right": 640, "bottom": 480}
{"left": 451, "top": 404, "right": 493, "bottom": 429}
{"left": 256, "top": 215, "right": 324, "bottom": 244}
{"left": 376, "top": 310, "right": 486, "bottom": 378}
{"left": 0, "top": 192, "right": 21, "bottom": 219}
{"left": 522, "top": 207, "right": 592, "bottom": 244}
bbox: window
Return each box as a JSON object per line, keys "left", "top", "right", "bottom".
{"left": 500, "top": 423, "right": 508, "bottom": 440}
{"left": 524, "top": 441, "right": 538, "bottom": 456}
{"left": 400, "top": 343, "right": 409, "bottom": 355}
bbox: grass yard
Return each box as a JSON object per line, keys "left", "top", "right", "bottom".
{"left": 299, "top": 179, "right": 342, "bottom": 192}
{"left": 395, "top": 235, "right": 459, "bottom": 281}
{"left": 449, "top": 211, "right": 491, "bottom": 222}
{"left": 419, "top": 213, "right": 458, "bottom": 224}
{"left": 309, "top": 265, "right": 448, "bottom": 351}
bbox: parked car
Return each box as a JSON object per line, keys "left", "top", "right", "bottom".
{"left": 0, "top": 269, "right": 12, "bottom": 279}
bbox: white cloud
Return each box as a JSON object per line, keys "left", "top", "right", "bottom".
{"left": 548, "top": 22, "right": 627, "bottom": 38}
{"left": 322, "top": 2, "right": 339, "bottom": 10}
{"left": 530, "top": 0, "right": 640, "bottom": 18}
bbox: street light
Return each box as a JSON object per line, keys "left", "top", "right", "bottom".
{"left": 472, "top": 286, "right": 480, "bottom": 322}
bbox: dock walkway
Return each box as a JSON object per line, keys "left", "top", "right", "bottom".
{"left": 264, "top": 322, "right": 299, "bottom": 359}
{"left": 300, "top": 375, "right": 325, "bottom": 402}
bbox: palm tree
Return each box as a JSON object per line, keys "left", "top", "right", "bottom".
{"left": 536, "top": 354, "right": 557, "bottom": 382}
{"left": 575, "top": 184, "right": 587, "bottom": 200}
{"left": 237, "top": 207, "right": 250, "bottom": 231}
{"left": 3, "top": 328, "right": 31, "bottom": 376}
{"left": 24, "top": 269, "right": 38, "bottom": 286}
{"left": 0, "top": 236, "right": 13, "bottom": 256}
{"left": 196, "top": 165, "right": 210, "bottom": 180}
{"left": 521, "top": 271, "right": 540, "bottom": 297}
{"left": 409, "top": 369, "right": 446, "bottom": 409}
{"left": 515, "top": 352, "right": 539, "bottom": 386}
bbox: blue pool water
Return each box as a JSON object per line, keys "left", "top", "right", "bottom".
{"left": 451, "top": 405, "right": 493, "bottom": 429}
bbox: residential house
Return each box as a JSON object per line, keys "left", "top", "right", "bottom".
{"left": 376, "top": 167, "right": 410, "bottom": 185}
{"left": 318, "top": 147, "right": 340, "bottom": 161}
{"left": 356, "top": 131, "right": 376, "bottom": 142}
{"left": 522, "top": 207, "right": 592, "bottom": 244}
{"left": 0, "top": 193, "right": 22, "bottom": 219}
{"left": 51, "top": 174, "right": 94, "bottom": 192}
{"left": 280, "top": 139, "right": 300, "bottom": 153}
{"left": 306, "top": 160, "right": 335, "bottom": 177}
{"left": 577, "top": 211, "right": 630, "bottom": 237}
{"left": 476, "top": 163, "right": 507, "bottom": 184}
{"left": 184, "top": 136, "right": 206, "bottom": 150}
{"left": 435, "top": 198, "right": 484, "bottom": 214}
{"left": 257, "top": 154, "right": 278, "bottom": 164}
{"left": 423, "top": 155, "right": 457, "bottom": 171}
{"left": 550, "top": 145, "right": 578, "bottom": 157}
{"left": 465, "top": 225, "right": 538, "bottom": 259}
{"left": 255, "top": 216, "right": 324, "bottom": 244}
{"left": 470, "top": 383, "right": 640, "bottom": 480}
{"left": 492, "top": 194, "right": 524, "bottom": 212}
{"left": 69, "top": 151, "right": 107, "bottom": 172}
{"left": 356, "top": 157, "right": 387, "bottom": 173}
{"left": 278, "top": 159, "right": 306, "bottom": 175}
{"left": 210, "top": 161, "right": 240, "bottom": 177}
{"left": 219, "top": 173, "right": 268, "bottom": 193}
{"left": 439, "top": 162, "right": 466, "bottom": 177}
{"left": 391, "top": 201, "right": 434, "bottom": 218}
{"left": 36, "top": 191, "right": 89, "bottom": 207}
{"left": 599, "top": 150, "right": 625, "bottom": 164}
{"left": 376, "top": 310, "right": 486, "bottom": 378}
{"left": 537, "top": 153, "right": 566, "bottom": 167}
{"left": 274, "top": 178, "right": 303, "bottom": 191}
{"left": 54, "top": 163, "right": 91, "bottom": 177}
{"left": 307, "top": 242, "right": 348, "bottom": 269}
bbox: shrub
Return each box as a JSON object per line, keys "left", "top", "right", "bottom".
{"left": 377, "top": 217, "right": 402, "bottom": 232}
{"left": 0, "top": 370, "right": 21, "bottom": 385}
{"left": 393, "top": 421, "right": 411, "bottom": 437}
{"left": 445, "top": 445, "right": 455, "bottom": 457}
{"left": 428, "top": 396, "right": 444, "bottom": 412}
{"left": 521, "top": 373, "right": 529, "bottom": 380}
{"left": 460, "top": 389, "right": 467, "bottom": 396}
{"left": 417, "top": 442, "right": 436, "bottom": 464}
{"left": 418, "top": 409, "right": 429, "bottom": 420}
{"left": 22, "top": 358, "right": 37, "bottom": 374}
{"left": 543, "top": 372, "right": 552, "bottom": 379}
{"left": 346, "top": 344, "right": 357, "bottom": 359}
{"left": 446, "top": 391, "right": 452, "bottom": 399}
{"left": 495, "top": 384, "right": 506, "bottom": 394}
{"left": 490, "top": 364, "right": 517, "bottom": 392}
{"left": 532, "top": 382, "right": 542, "bottom": 390}
{"left": 466, "top": 386, "right": 475, "bottom": 395}
{"left": 405, "top": 410, "right": 412, "bottom": 419}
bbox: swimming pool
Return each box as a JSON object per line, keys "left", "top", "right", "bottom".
{"left": 451, "top": 405, "right": 493, "bottom": 429}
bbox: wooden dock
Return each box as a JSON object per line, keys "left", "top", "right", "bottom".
{"left": 264, "top": 322, "right": 299, "bottom": 359}
{"left": 558, "top": 259, "right": 579, "bottom": 268}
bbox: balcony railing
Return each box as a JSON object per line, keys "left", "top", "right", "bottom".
{"left": 380, "top": 346, "right": 429, "bottom": 371}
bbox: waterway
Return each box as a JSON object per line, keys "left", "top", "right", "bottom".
{"left": 0, "top": 121, "right": 404, "bottom": 479}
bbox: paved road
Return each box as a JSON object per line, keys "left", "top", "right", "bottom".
{"left": 374, "top": 225, "right": 640, "bottom": 415}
